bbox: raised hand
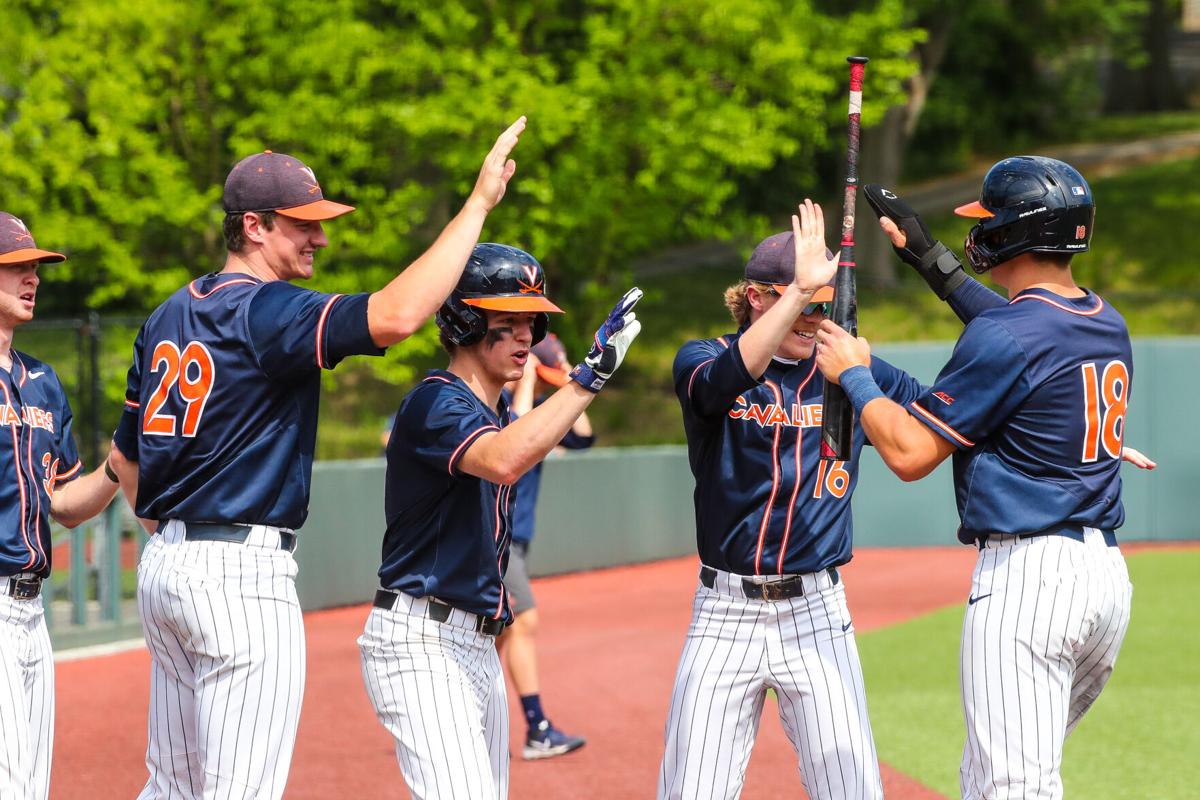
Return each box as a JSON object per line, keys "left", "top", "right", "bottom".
{"left": 569, "top": 288, "right": 644, "bottom": 393}
{"left": 470, "top": 116, "right": 527, "bottom": 212}
{"left": 790, "top": 199, "right": 838, "bottom": 295}
{"left": 863, "top": 184, "right": 967, "bottom": 299}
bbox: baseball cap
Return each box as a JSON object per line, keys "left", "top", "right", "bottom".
{"left": 530, "top": 333, "right": 572, "bottom": 387}
{"left": 0, "top": 213, "right": 66, "bottom": 265}
{"left": 745, "top": 231, "right": 835, "bottom": 302}
{"left": 222, "top": 151, "right": 355, "bottom": 221}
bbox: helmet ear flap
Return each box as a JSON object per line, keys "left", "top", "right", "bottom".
{"left": 532, "top": 313, "right": 549, "bottom": 345}
{"left": 435, "top": 295, "right": 488, "bottom": 346}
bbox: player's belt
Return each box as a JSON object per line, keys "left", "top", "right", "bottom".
{"left": 977, "top": 525, "right": 1117, "bottom": 549}
{"left": 373, "top": 589, "right": 507, "bottom": 636}
{"left": 699, "top": 565, "right": 839, "bottom": 602}
{"left": 2, "top": 573, "right": 42, "bottom": 600}
{"left": 165, "top": 521, "right": 298, "bottom": 553}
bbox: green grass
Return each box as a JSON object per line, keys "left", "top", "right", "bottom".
{"left": 858, "top": 549, "right": 1200, "bottom": 799}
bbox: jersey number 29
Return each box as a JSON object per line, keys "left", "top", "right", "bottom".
{"left": 143, "top": 340, "right": 216, "bottom": 437}
{"left": 1081, "top": 359, "right": 1128, "bottom": 463}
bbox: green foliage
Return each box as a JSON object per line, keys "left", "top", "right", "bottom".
{"left": 858, "top": 548, "right": 1200, "bottom": 799}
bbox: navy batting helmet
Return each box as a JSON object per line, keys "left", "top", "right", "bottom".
{"left": 956, "top": 156, "right": 1094, "bottom": 273}
{"left": 435, "top": 243, "right": 563, "bottom": 347}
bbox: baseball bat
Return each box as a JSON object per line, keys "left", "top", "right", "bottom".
{"left": 820, "top": 55, "right": 868, "bottom": 462}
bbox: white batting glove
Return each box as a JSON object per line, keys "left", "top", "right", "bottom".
{"left": 569, "top": 288, "right": 643, "bottom": 393}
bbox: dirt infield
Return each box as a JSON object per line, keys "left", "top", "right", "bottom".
{"left": 51, "top": 545, "right": 996, "bottom": 799}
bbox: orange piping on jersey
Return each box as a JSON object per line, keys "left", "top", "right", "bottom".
{"left": 447, "top": 425, "right": 501, "bottom": 475}
{"left": 423, "top": 375, "right": 453, "bottom": 385}
{"left": 54, "top": 461, "right": 82, "bottom": 483}
{"left": 0, "top": 382, "right": 33, "bottom": 570}
{"left": 777, "top": 361, "right": 820, "bottom": 574}
{"left": 908, "top": 401, "right": 975, "bottom": 447}
{"left": 687, "top": 359, "right": 715, "bottom": 398}
{"left": 1010, "top": 293, "right": 1104, "bottom": 316}
{"left": 753, "top": 380, "right": 785, "bottom": 575}
{"left": 314, "top": 294, "right": 344, "bottom": 370}
{"left": 124, "top": 398, "right": 141, "bottom": 409}
{"left": 187, "top": 277, "right": 259, "bottom": 300}
{"left": 26, "top": 424, "right": 43, "bottom": 569}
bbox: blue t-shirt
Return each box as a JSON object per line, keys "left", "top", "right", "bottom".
{"left": 114, "top": 273, "right": 382, "bottom": 528}
{"left": 0, "top": 353, "right": 83, "bottom": 577}
{"left": 674, "top": 331, "right": 925, "bottom": 576}
{"left": 379, "top": 371, "right": 514, "bottom": 621}
{"left": 906, "top": 288, "right": 1133, "bottom": 542}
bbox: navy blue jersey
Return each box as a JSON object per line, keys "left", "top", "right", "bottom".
{"left": 380, "top": 371, "right": 513, "bottom": 621}
{"left": 675, "top": 332, "right": 924, "bottom": 575}
{"left": 907, "top": 288, "right": 1133, "bottom": 541}
{"left": 506, "top": 392, "right": 594, "bottom": 546}
{"left": 114, "top": 273, "right": 381, "bottom": 529}
{"left": 0, "top": 353, "right": 83, "bottom": 577}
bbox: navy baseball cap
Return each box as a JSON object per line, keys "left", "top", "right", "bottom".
{"left": 0, "top": 212, "right": 65, "bottom": 265}
{"left": 222, "top": 151, "right": 355, "bottom": 221}
{"left": 745, "top": 231, "right": 834, "bottom": 301}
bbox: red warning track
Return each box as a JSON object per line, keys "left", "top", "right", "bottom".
{"left": 54, "top": 543, "right": 1186, "bottom": 799}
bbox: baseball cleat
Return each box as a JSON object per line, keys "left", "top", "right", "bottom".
{"left": 522, "top": 720, "right": 586, "bottom": 760}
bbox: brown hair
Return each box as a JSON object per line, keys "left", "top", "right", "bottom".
{"left": 723, "top": 280, "right": 775, "bottom": 327}
{"left": 222, "top": 210, "right": 277, "bottom": 253}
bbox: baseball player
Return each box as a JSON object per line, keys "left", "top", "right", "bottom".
{"left": 502, "top": 334, "right": 593, "bottom": 759}
{"left": 107, "top": 117, "right": 527, "bottom": 800}
{"left": 359, "top": 243, "right": 641, "bottom": 799}
{"left": 659, "top": 200, "right": 928, "bottom": 800}
{"left": 816, "top": 156, "right": 1145, "bottom": 799}
{"left": 0, "top": 212, "right": 122, "bottom": 800}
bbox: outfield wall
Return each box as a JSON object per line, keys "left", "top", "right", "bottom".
{"left": 294, "top": 337, "right": 1198, "bottom": 610}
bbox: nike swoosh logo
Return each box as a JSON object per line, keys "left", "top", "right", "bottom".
{"left": 28, "top": 371, "right": 44, "bottom": 379}
{"left": 968, "top": 593, "right": 992, "bottom": 605}
{"left": 841, "top": 621, "right": 853, "bottom": 632}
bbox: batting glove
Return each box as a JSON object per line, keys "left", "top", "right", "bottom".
{"left": 863, "top": 184, "right": 967, "bottom": 300}
{"left": 569, "top": 288, "right": 643, "bottom": 393}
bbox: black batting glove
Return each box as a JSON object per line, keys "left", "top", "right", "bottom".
{"left": 863, "top": 184, "right": 968, "bottom": 300}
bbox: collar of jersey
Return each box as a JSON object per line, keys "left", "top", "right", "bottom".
{"left": 1010, "top": 286, "right": 1101, "bottom": 314}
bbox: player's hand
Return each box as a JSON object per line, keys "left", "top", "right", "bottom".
{"left": 815, "top": 319, "right": 871, "bottom": 384}
{"left": 569, "top": 288, "right": 643, "bottom": 393}
{"left": 469, "top": 115, "right": 527, "bottom": 212}
{"left": 862, "top": 184, "right": 967, "bottom": 300}
{"left": 1120, "top": 446, "right": 1157, "bottom": 470}
{"left": 790, "top": 199, "right": 838, "bottom": 295}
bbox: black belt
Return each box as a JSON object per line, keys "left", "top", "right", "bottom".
{"left": 699, "top": 565, "right": 839, "bottom": 602}
{"left": 978, "top": 525, "right": 1117, "bottom": 549}
{"left": 161, "top": 522, "right": 297, "bottom": 553}
{"left": 373, "top": 589, "right": 507, "bottom": 636}
{"left": 5, "top": 574, "right": 42, "bottom": 600}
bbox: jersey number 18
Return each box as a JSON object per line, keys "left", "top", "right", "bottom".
{"left": 143, "top": 340, "right": 216, "bottom": 437}
{"left": 1081, "top": 360, "right": 1128, "bottom": 463}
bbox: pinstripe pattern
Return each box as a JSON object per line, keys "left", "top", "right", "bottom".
{"left": 959, "top": 530, "right": 1132, "bottom": 800}
{"left": 136, "top": 522, "right": 306, "bottom": 800}
{"left": 658, "top": 568, "right": 882, "bottom": 800}
{"left": 0, "top": 591, "right": 54, "bottom": 800}
{"left": 359, "top": 599, "right": 509, "bottom": 799}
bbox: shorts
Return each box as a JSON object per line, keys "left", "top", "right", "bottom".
{"left": 505, "top": 541, "right": 536, "bottom": 615}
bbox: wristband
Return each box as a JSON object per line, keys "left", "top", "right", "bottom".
{"left": 104, "top": 459, "right": 119, "bottom": 483}
{"left": 838, "top": 365, "right": 885, "bottom": 415}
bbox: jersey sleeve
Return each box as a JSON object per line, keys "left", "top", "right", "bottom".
{"left": 945, "top": 276, "right": 1007, "bottom": 325}
{"left": 112, "top": 323, "right": 147, "bottom": 462}
{"left": 247, "top": 282, "right": 384, "bottom": 379}
{"left": 673, "top": 337, "right": 758, "bottom": 420}
{"left": 396, "top": 383, "right": 501, "bottom": 475}
{"left": 906, "top": 317, "right": 1031, "bottom": 449}
{"left": 50, "top": 369, "right": 84, "bottom": 486}
{"left": 870, "top": 356, "right": 926, "bottom": 407}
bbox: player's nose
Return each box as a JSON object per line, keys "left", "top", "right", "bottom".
{"left": 311, "top": 222, "right": 328, "bottom": 248}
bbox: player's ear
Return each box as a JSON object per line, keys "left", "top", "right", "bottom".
{"left": 242, "top": 212, "right": 271, "bottom": 246}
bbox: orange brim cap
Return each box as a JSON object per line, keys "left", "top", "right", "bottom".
{"left": 535, "top": 364, "right": 572, "bottom": 387}
{"left": 0, "top": 248, "right": 66, "bottom": 265}
{"left": 275, "top": 199, "right": 356, "bottom": 221}
{"left": 463, "top": 296, "right": 565, "bottom": 313}
{"left": 771, "top": 284, "right": 835, "bottom": 302}
{"left": 954, "top": 201, "right": 995, "bottom": 219}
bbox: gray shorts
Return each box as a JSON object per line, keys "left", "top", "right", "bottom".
{"left": 505, "top": 541, "right": 536, "bottom": 615}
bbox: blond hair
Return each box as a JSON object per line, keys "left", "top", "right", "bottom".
{"left": 723, "top": 280, "right": 775, "bottom": 327}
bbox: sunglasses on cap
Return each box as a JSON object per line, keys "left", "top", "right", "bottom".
{"left": 760, "top": 286, "right": 829, "bottom": 317}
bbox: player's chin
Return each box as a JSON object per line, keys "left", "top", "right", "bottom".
{"left": 781, "top": 331, "right": 817, "bottom": 360}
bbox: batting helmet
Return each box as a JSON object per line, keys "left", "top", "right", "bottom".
{"left": 955, "top": 156, "right": 1094, "bottom": 273}
{"left": 435, "top": 243, "right": 563, "bottom": 347}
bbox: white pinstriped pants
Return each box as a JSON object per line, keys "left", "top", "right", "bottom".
{"left": 959, "top": 530, "right": 1132, "bottom": 800}
{"left": 359, "top": 594, "right": 509, "bottom": 800}
{"left": 658, "top": 567, "right": 882, "bottom": 800}
{"left": 136, "top": 523, "right": 306, "bottom": 800}
{"left": 0, "top": 589, "right": 53, "bottom": 800}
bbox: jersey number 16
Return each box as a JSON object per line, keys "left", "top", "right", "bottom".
{"left": 1081, "top": 359, "right": 1128, "bottom": 463}
{"left": 143, "top": 340, "right": 216, "bottom": 437}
